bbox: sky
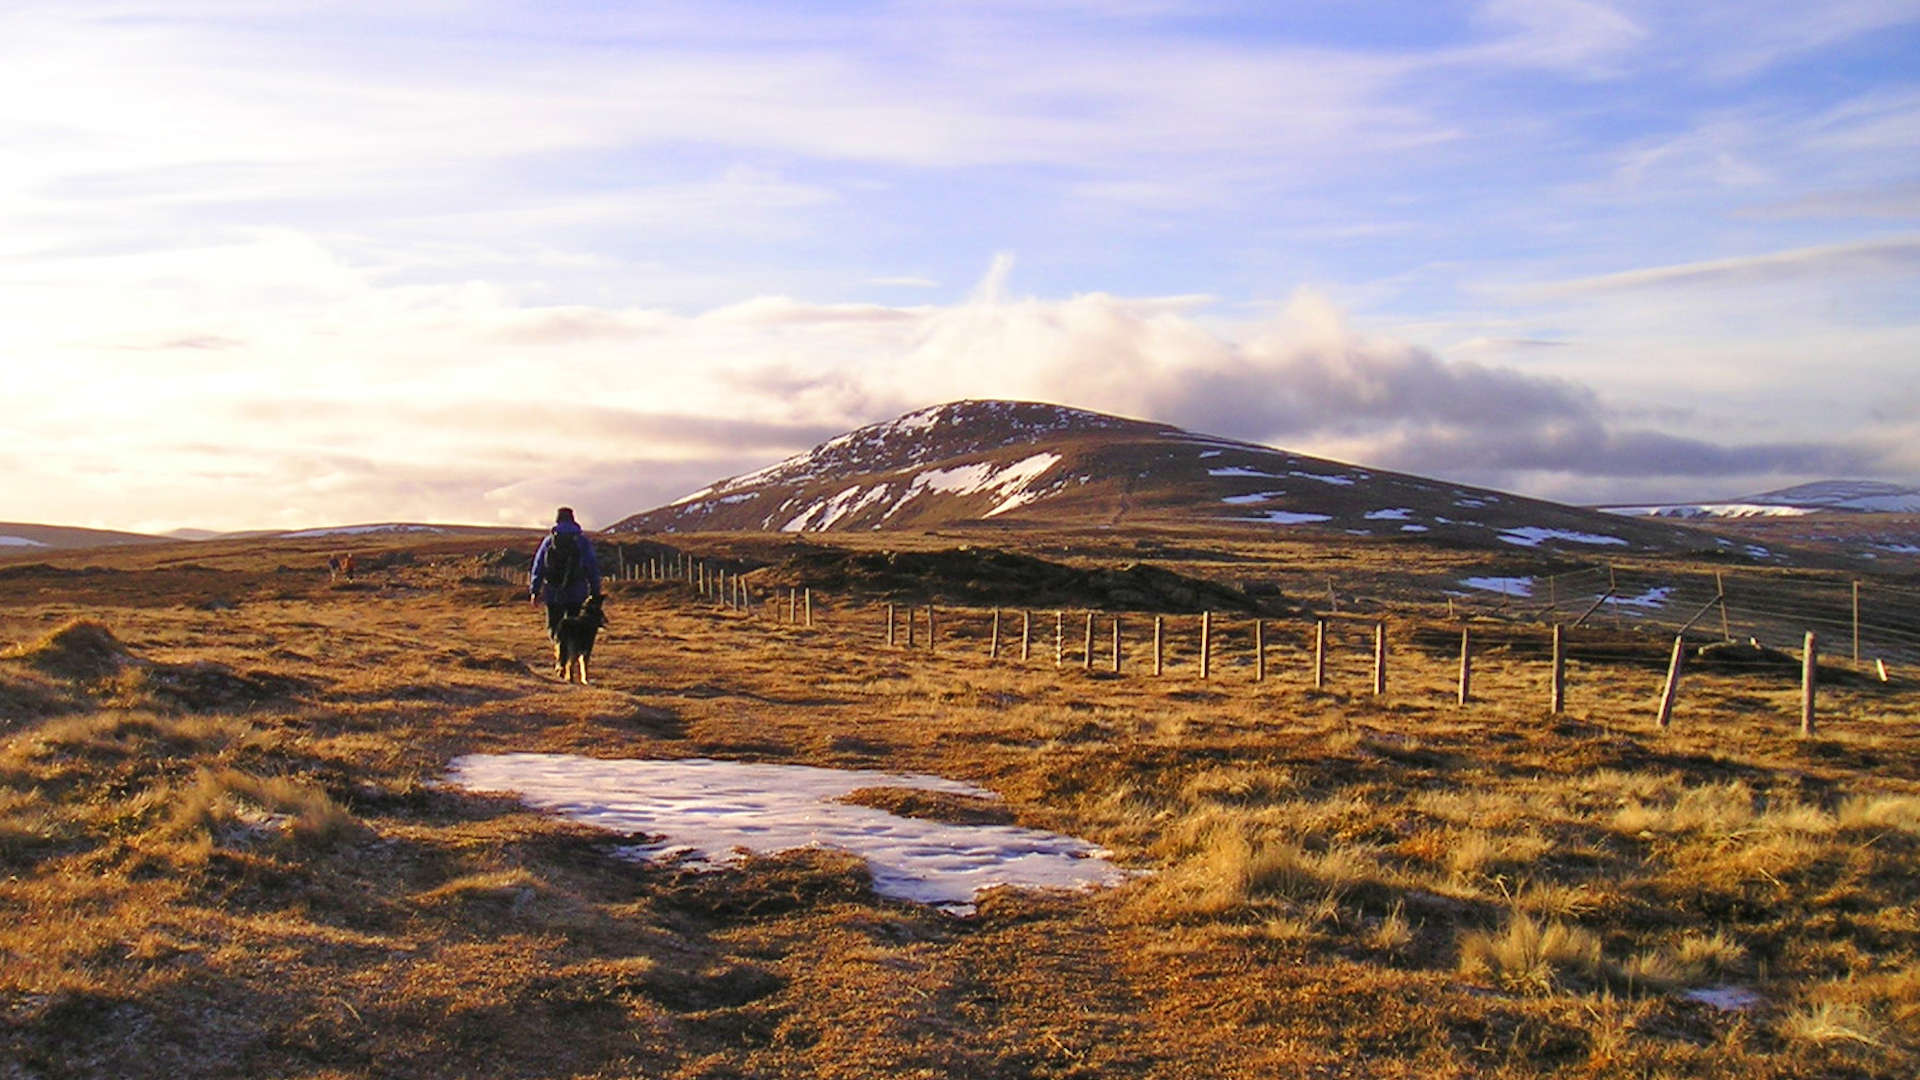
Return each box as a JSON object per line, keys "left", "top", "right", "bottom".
{"left": 5, "top": 0, "right": 1919, "bottom": 533}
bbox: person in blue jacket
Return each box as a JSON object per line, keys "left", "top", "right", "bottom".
{"left": 529, "top": 507, "right": 601, "bottom": 667}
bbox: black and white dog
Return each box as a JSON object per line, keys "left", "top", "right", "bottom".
{"left": 554, "top": 594, "right": 608, "bottom": 684}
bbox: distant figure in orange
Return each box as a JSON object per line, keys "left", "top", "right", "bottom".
{"left": 328, "top": 553, "right": 356, "bottom": 581}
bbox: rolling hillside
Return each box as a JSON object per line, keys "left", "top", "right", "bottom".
{"left": 0, "top": 522, "right": 169, "bottom": 552}
{"left": 611, "top": 400, "right": 1734, "bottom": 556}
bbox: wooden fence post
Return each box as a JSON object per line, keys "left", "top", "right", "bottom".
{"left": 1313, "top": 619, "right": 1326, "bottom": 690}
{"left": 1111, "top": 617, "right": 1122, "bottom": 674}
{"left": 1055, "top": 611, "right": 1064, "bottom": 667}
{"left": 990, "top": 609, "right": 1001, "bottom": 660}
{"left": 1153, "top": 616, "right": 1164, "bottom": 677}
{"left": 1200, "top": 612, "right": 1212, "bottom": 680}
{"left": 1021, "top": 611, "right": 1031, "bottom": 662}
{"left": 906, "top": 604, "right": 916, "bottom": 648}
{"left": 1457, "top": 626, "right": 1472, "bottom": 707}
{"left": 1082, "top": 611, "right": 1094, "bottom": 671}
{"left": 1656, "top": 635, "right": 1686, "bottom": 729}
{"left": 1801, "top": 631, "right": 1817, "bottom": 736}
{"left": 1254, "top": 620, "right": 1266, "bottom": 683}
{"left": 1372, "top": 621, "right": 1387, "bottom": 696}
{"left": 1717, "top": 572, "right": 1732, "bottom": 642}
{"left": 804, "top": 588, "right": 813, "bottom": 628}
{"left": 887, "top": 603, "right": 896, "bottom": 647}
{"left": 1853, "top": 580, "right": 1861, "bottom": 666}
{"left": 1550, "top": 624, "right": 1566, "bottom": 714}
{"left": 927, "top": 603, "right": 936, "bottom": 653}
{"left": 787, "top": 588, "right": 796, "bottom": 623}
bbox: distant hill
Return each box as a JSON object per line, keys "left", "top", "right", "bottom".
{"left": 610, "top": 400, "right": 1732, "bottom": 556}
{"left": 1599, "top": 480, "right": 1920, "bottom": 519}
{"left": 0, "top": 522, "right": 169, "bottom": 552}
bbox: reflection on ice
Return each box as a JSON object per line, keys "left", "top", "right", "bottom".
{"left": 447, "top": 753, "right": 1131, "bottom": 912}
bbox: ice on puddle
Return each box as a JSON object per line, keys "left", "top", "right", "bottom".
{"left": 1364, "top": 508, "right": 1413, "bottom": 520}
{"left": 446, "top": 754, "right": 1131, "bottom": 913}
{"left": 1460, "top": 576, "right": 1534, "bottom": 597}
{"left": 1685, "top": 986, "right": 1762, "bottom": 1012}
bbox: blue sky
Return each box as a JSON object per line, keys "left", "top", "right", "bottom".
{"left": 4, "top": 0, "right": 1919, "bottom": 531}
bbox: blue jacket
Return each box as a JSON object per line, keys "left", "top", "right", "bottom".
{"left": 530, "top": 521, "right": 601, "bottom": 605}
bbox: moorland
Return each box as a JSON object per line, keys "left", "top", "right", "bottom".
{"left": 2, "top": 526, "right": 1916, "bottom": 1079}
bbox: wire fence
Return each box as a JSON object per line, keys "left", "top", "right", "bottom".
{"left": 1437, "top": 563, "right": 1920, "bottom": 670}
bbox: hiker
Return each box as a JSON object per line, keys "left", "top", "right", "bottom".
{"left": 529, "top": 507, "right": 602, "bottom": 669}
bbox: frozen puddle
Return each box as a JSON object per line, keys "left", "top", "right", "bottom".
{"left": 447, "top": 753, "right": 1131, "bottom": 913}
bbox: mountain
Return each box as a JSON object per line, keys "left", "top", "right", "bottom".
{"left": 0, "top": 522, "right": 170, "bottom": 552}
{"left": 609, "top": 400, "right": 1733, "bottom": 555}
{"left": 1599, "top": 480, "right": 1920, "bottom": 519}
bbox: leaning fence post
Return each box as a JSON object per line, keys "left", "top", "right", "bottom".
{"left": 1021, "top": 611, "right": 1031, "bottom": 662}
{"left": 1313, "top": 619, "right": 1326, "bottom": 690}
{"left": 1082, "top": 611, "right": 1094, "bottom": 671}
{"left": 1457, "top": 626, "right": 1472, "bottom": 707}
{"left": 1254, "top": 619, "right": 1266, "bottom": 683}
{"left": 1656, "top": 635, "right": 1686, "bottom": 729}
{"left": 1153, "top": 615, "right": 1164, "bottom": 677}
{"left": 927, "top": 603, "right": 936, "bottom": 653}
{"left": 1199, "top": 612, "right": 1212, "bottom": 679}
{"left": 1551, "top": 624, "right": 1566, "bottom": 714}
{"left": 990, "top": 609, "right": 1001, "bottom": 660}
{"left": 1372, "top": 621, "right": 1387, "bottom": 696}
{"left": 1801, "top": 631, "right": 1818, "bottom": 736}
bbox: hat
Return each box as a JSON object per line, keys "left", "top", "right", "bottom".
{"left": 555, "top": 507, "right": 576, "bottom": 523}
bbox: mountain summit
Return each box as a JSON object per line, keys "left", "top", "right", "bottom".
{"left": 609, "top": 400, "right": 1724, "bottom": 554}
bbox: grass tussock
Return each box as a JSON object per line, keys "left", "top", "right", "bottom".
{"left": 1, "top": 619, "right": 138, "bottom": 679}
{"left": 1457, "top": 911, "right": 1604, "bottom": 994}
{"left": 167, "top": 767, "right": 362, "bottom": 851}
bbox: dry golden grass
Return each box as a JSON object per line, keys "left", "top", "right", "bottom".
{"left": 2, "top": 528, "right": 1917, "bottom": 1078}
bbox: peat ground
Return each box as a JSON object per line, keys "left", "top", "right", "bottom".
{"left": 2, "top": 530, "right": 1917, "bottom": 1079}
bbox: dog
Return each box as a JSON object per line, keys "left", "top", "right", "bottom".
{"left": 553, "top": 594, "right": 608, "bottom": 684}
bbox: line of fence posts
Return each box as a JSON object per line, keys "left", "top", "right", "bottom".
{"left": 627, "top": 556, "right": 1865, "bottom": 735}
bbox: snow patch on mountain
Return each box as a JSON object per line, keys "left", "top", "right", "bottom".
{"left": 1498, "top": 526, "right": 1628, "bottom": 548}
{"left": 0, "top": 536, "right": 50, "bottom": 547}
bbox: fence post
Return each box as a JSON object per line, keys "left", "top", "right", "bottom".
{"left": 1372, "top": 621, "right": 1387, "bottom": 696}
{"left": 907, "top": 604, "right": 916, "bottom": 648}
{"left": 1255, "top": 619, "right": 1266, "bottom": 683}
{"left": 1801, "top": 631, "right": 1817, "bottom": 736}
{"left": 1154, "top": 616, "right": 1164, "bottom": 677}
{"left": 1457, "top": 626, "right": 1472, "bottom": 707}
{"left": 804, "top": 588, "right": 813, "bottom": 628}
{"left": 990, "top": 609, "right": 1001, "bottom": 660}
{"left": 1313, "top": 619, "right": 1326, "bottom": 690}
{"left": 1111, "top": 617, "right": 1122, "bottom": 674}
{"left": 1200, "top": 612, "right": 1212, "bottom": 680}
{"left": 1656, "top": 635, "right": 1686, "bottom": 729}
{"left": 927, "top": 604, "right": 936, "bottom": 653}
{"left": 887, "top": 603, "right": 896, "bottom": 647}
{"left": 1055, "top": 611, "right": 1064, "bottom": 667}
{"left": 1021, "top": 611, "right": 1031, "bottom": 662}
{"left": 1082, "top": 611, "right": 1094, "bottom": 671}
{"left": 1551, "top": 624, "right": 1566, "bottom": 714}
{"left": 1717, "top": 572, "right": 1731, "bottom": 642}
{"left": 1853, "top": 580, "right": 1861, "bottom": 666}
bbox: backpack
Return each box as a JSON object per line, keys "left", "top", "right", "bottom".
{"left": 546, "top": 530, "right": 581, "bottom": 592}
